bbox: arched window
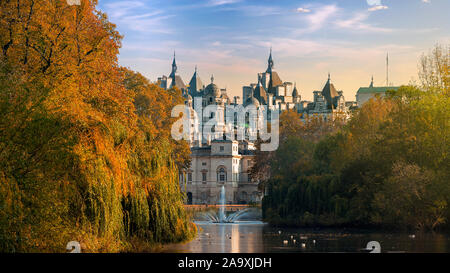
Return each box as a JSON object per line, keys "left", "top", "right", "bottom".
{"left": 217, "top": 166, "right": 227, "bottom": 182}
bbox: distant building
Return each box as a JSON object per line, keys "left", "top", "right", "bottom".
{"left": 157, "top": 55, "right": 263, "bottom": 205}
{"left": 157, "top": 52, "right": 187, "bottom": 92}
{"left": 180, "top": 140, "right": 260, "bottom": 205}
{"left": 298, "top": 74, "right": 350, "bottom": 120}
{"left": 243, "top": 49, "right": 301, "bottom": 112}
{"left": 356, "top": 77, "right": 399, "bottom": 106}
{"left": 160, "top": 50, "right": 358, "bottom": 205}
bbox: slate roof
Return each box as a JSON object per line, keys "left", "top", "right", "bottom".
{"left": 321, "top": 76, "right": 339, "bottom": 109}
{"left": 188, "top": 67, "right": 204, "bottom": 95}
{"left": 254, "top": 75, "right": 268, "bottom": 104}
{"left": 170, "top": 75, "right": 186, "bottom": 90}
{"left": 293, "top": 84, "right": 299, "bottom": 97}
{"left": 357, "top": 86, "right": 400, "bottom": 94}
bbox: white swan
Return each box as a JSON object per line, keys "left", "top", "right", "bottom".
{"left": 366, "top": 241, "right": 381, "bottom": 253}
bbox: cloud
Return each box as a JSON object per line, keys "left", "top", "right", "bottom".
{"left": 366, "top": 0, "right": 388, "bottom": 12}
{"left": 218, "top": 5, "right": 283, "bottom": 16}
{"left": 368, "top": 5, "right": 389, "bottom": 11}
{"left": 335, "top": 12, "right": 393, "bottom": 32}
{"left": 304, "top": 4, "right": 339, "bottom": 32}
{"left": 422, "top": 0, "right": 431, "bottom": 3}
{"left": 103, "top": 1, "right": 173, "bottom": 33}
{"left": 296, "top": 8, "right": 311, "bottom": 13}
{"left": 366, "top": 0, "right": 382, "bottom": 6}
{"left": 207, "top": 0, "right": 242, "bottom": 6}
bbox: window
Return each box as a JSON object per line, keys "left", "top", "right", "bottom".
{"left": 188, "top": 173, "right": 192, "bottom": 182}
{"left": 217, "top": 167, "right": 227, "bottom": 182}
{"left": 220, "top": 146, "right": 224, "bottom": 151}
{"left": 202, "top": 162, "right": 207, "bottom": 166}
{"left": 202, "top": 172, "right": 207, "bottom": 182}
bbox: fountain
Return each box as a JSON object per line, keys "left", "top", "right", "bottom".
{"left": 203, "top": 185, "right": 249, "bottom": 223}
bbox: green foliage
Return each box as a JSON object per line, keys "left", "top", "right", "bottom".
{"left": 263, "top": 71, "right": 449, "bottom": 231}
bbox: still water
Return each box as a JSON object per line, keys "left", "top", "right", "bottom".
{"left": 163, "top": 221, "right": 450, "bottom": 253}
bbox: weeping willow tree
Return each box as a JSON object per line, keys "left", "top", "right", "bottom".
{"left": 262, "top": 45, "right": 449, "bottom": 230}
{"left": 0, "top": 0, "right": 195, "bottom": 252}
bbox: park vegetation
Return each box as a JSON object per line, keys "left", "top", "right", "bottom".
{"left": 0, "top": 0, "right": 195, "bottom": 252}
{"left": 257, "top": 44, "right": 449, "bottom": 231}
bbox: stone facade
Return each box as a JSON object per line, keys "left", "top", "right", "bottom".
{"left": 179, "top": 140, "right": 260, "bottom": 205}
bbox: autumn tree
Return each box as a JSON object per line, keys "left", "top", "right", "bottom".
{"left": 0, "top": 0, "right": 195, "bottom": 252}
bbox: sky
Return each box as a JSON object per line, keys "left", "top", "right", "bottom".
{"left": 97, "top": 0, "right": 450, "bottom": 101}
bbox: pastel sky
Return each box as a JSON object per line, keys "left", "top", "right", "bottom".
{"left": 98, "top": 0, "right": 450, "bottom": 100}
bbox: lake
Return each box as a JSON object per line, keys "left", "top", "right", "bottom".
{"left": 162, "top": 221, "right": 450, "bottom": 253}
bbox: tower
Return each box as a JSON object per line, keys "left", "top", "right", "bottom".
{"left": 170, "top": 51, "right": 177, "bottom": 79}
{"left": 167, "top": 51, "right": 186, "bottom": 90}
{"left": 266, "top": 47, "right": 274, "bottom": 73}
{"left": 386, "top": 53, "right": 389, "bottom": 87}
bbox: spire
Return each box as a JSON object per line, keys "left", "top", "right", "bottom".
{"left": 293, "top": 82, "right": 299, "bottom": 98}
{"left": 170, "top": 51, "right": 177, "bottom": 78}
{"left": 211, "top": 74, "right": 214, "bottom": 84}
{"left": 328, "top": 72, "right": 331, "bottom": 82}
{"left": 266, "top": 47, "right": 274, "bottom": 73}
{"left": 386, "top": 52, "right": 389, "bottom": 87}
{"left": 370, "top": 75, "right": 374, "bottom": 88}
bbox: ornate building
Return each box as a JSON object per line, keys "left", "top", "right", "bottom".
{"left": 180, "top": 140, "right": 259, "bottom": 205}
{"left": 243, "top": 49, "right": 301, "bottom": 112}
{"left": 157, "top": 52, "right": 187, "bottom": 92}
{"left": 158, "top": 54, "right": 262, "bottom": 205}
{"left": 159, "top": 50, "right": 354, "bottom": 205}
{"left": 297, "top": 73, "right": 349, "bottom": 119}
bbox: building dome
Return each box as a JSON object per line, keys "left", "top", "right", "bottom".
{"left": 205, "top": 83, "right": 220, "bottom": 97}
{"left": 205, "top": 74, "right": 221, "bottom": 97}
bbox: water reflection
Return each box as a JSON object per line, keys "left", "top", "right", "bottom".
{"left": 162, "top": 221, "right": 450, "bottom": 253}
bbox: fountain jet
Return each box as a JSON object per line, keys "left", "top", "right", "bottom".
{"left": 203, "top": 185, "right": 249, "bottom": 223}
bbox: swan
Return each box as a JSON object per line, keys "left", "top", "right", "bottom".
{"left": 366, "top": 241, "right": 381, "bottom": 253}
